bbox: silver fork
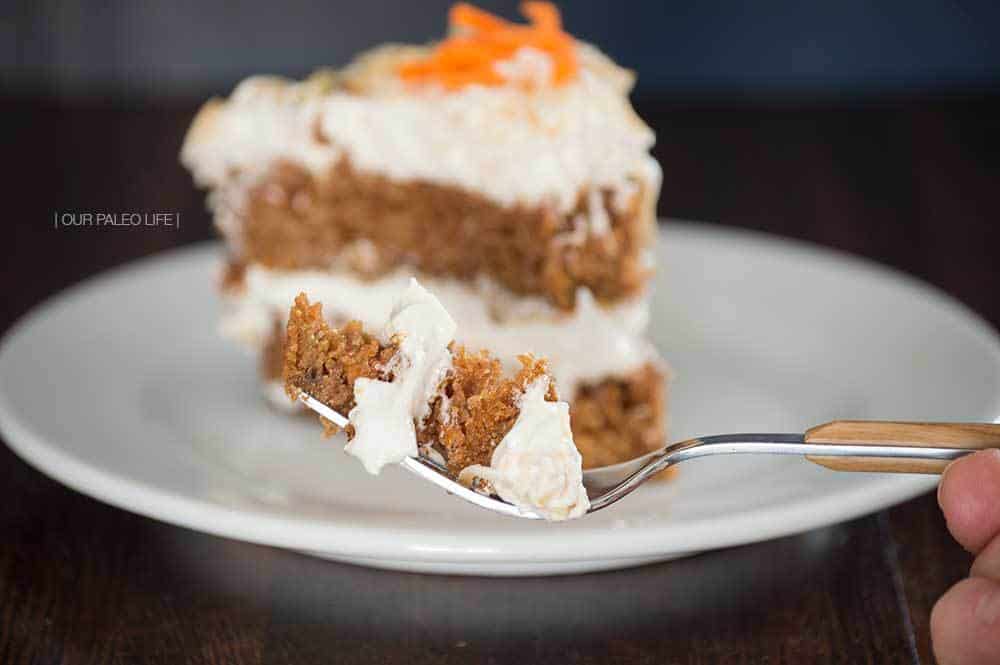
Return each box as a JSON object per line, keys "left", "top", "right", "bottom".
{"left": 299, "top": 393, "right": 1000, "bottom": 520}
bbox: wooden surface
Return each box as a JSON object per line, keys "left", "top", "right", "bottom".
{"left": 3, "top": 94, "right": 999, "bottom": 664}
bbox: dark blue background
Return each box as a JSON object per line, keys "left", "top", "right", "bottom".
{"left": 9, "top": 0, "right": 1000, "bottom": 101}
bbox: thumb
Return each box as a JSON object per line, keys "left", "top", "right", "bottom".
{"left": 938, "top": 449, "right": 1000, "bottom": 554}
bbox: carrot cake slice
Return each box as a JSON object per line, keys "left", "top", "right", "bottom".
{"left": 283, "top": 280, "right": 590, "bottom": 520}
{"left": 182, "top": 2, "right": 670, "bottom": 471}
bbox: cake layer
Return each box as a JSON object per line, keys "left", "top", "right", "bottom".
{"left": 230, "top": 158, "right": 655, "bottom": 309}
{"left": 223, "top": 262, "right": 661, "bottom": 398}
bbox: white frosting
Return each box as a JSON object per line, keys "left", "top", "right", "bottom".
{"left": 221, "top": 264, "right": 659, "bottom": 397}
{"left": 458, "top": 377, "right": 590, "bottom": 521}
{"left": 585, "top": 188, "right": 611, "bottom": 235}
{"left": 345, "top": 279, "right": 456, "bottom": 474}
{"left": 181, "top": 45, "right": 657, "bottom": 215}
{"left": 492, "top": 46, "right": 554, "bottom": 87}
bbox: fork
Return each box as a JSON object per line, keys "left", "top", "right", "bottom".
{"left": 299, "top": 393, "right": 1000, "bottom": 520}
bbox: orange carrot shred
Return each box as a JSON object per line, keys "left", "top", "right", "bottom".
{"left": 398, "top": 2, "right": 577, "bottom": 90}
{"left": 520, "top": 2, "right": 561, "bottom": 31}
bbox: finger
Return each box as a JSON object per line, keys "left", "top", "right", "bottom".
{"left": 971, "top": 534, "right": 1000, "bottom": 580}
{"left": 932, "top": 576, "right": 1000, "bottom": 665}
{"left": 938, "top": 449, "right": 1000, "bottom": 554}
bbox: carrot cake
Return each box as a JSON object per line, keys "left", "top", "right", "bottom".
{"left": 181, "top": 2, "right": 669, "bottom": 470}
{"left": 283, "top": 281, "right": 590, "bottom": 520}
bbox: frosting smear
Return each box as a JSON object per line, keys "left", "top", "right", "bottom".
{"left": 347, "top": 279, "right": 456, "bottom": 473}
{"left": 458, "top": 377, "right": 591, "bottom": 520}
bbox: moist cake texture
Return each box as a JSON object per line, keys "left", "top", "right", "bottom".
{"left": 281, "top": 295, "right": 399, "bottom": 438}
{"left": 241, "top": 159, "right": 654, "bottom": 310}
{"left": 182, "top": 2, "right": 671, "bottom": 473}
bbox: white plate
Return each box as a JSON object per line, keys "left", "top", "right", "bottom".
{"left": 2, "top": 223, "right": 999, "bottom": 576}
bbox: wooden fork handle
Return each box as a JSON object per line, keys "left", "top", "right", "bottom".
{"left": 804, "top": 420, "right": 1000, "bottom": 474}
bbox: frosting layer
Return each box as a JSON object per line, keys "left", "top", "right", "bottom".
{"left": 181, "top": 43, "right": 659, "bottom": 215}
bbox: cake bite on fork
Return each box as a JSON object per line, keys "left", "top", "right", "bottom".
{"left": 282, "top": 279, "right": 590, "bottom": 521}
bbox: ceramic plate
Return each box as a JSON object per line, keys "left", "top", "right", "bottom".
{"left": 2, "top": 223, "right": 999, "bottom": 576}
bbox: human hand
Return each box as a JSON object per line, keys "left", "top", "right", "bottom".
{"left": 932, "top": 449, "right": 1000, "bottom": 665}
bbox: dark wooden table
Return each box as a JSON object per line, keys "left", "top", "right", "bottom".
{"left": 4, "top": 95, "right": 999, "bottom": 664}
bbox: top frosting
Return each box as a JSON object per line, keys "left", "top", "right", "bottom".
{"left": 180, "top": 4, "right": 657, "bottom": 214}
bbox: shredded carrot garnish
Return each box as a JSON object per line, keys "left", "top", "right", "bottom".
{"left": 521, "top": 2, "right": 560, "bottom": 31}
{"left": 398, "top": 2, "right": 577, "bottom": 90}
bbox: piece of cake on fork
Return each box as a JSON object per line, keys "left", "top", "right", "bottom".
{"left": 283, "top": 281, "right": 591, "bottom": 520}
{"left": 181, "top": 2, "right": 670, "bottom": 471}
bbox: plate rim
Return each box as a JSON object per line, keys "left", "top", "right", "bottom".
{"left": 2, "top": 221, "right": 998, "bottom": 565}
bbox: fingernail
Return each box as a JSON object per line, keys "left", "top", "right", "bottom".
{"left": 975, "top": 585, "right": 1000, "bottom": 625}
